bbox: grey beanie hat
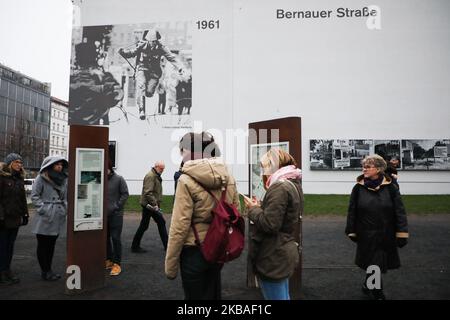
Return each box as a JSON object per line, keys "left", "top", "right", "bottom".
{"left": 5, "top": 153, "right": 23, "bottom": 165}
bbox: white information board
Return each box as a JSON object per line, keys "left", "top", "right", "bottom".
{"left": 74, "top": 148, "right": 104, "bottom": 231}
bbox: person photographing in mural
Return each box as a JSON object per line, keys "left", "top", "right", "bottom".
{"left": 118, "top": 29, "right": 185, "bottom": 120}
{"left": 70, "top": 41, "right": 124, "bottom": 125}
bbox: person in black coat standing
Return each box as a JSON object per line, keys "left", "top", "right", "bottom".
{"left": 346, "top": 154, "right": 408, "bottom": 300}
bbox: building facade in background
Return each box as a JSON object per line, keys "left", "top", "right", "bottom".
{"left": 0, "top": 63, "right": 51, "bottom": 172}
{"left": 49, "top": 97, "right": 69, "bottom": 158}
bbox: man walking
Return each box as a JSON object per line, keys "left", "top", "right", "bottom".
{"left": 131, "top": 161, "right": 168, "bottom": 252}
{"left": 118, "top": 29, "right": 184, "bottom": 120}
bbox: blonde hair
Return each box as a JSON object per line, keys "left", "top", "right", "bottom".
{"left": 260, "top": 148, "right": 297, "bottom": 174}
{"left": 362, "top": 154, "right": 387, "bottom": 173}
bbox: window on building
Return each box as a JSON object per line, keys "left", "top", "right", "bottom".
{"left": 57, "top": 123, "right": 60, "bottom": 132}
{"left": 56, "top": 136, "right": 59, "bottom": 146}
{"left": 62, "top": 137, "right": 65, "bottom": 147}
{"left": 52, "top": 136, "right": 55, "bottom": 145}
{"left": 52, "top": 122, "right": 55, "bottom": 131}
{"left": 62, "top": 125, "right": 65, "bottom": 133}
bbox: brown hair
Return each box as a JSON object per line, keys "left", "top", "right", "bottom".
{"left": 179, "top": 132, "right": 221, "bottom": 159}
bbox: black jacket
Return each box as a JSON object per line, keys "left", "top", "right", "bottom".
{"left": 345, "top": 174, "right": 408, "bottom": 272}
{"left": 0, "top": 163, "right": 29, "bottom": 228}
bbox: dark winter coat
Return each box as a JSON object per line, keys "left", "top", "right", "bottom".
{"left": 345, "top": 174, "right": 409, "bottom": 273}
{"left": 248, "top": 179, "right": 304, "bottom": 281}
{"left": 107, "top": 171, "right": 129, "bottom": 216}
{"left": 0, "top": 163, "right": 28, "bottom": 228}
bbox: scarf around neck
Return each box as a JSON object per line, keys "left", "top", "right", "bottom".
{"left": 266, "top": 165, "right": 302, "bottom": 188}
{"left": 364, "top": 175, "right": 384, "bottom": 189}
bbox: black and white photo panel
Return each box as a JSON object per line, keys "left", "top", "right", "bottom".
{"left": 401, "top": 140, "right": 450, "bottom": 171}
{"left": 69, "top": 22, "right": 192, "bottom": 127}
{"left": 310, "top": 139, "right": 450, "bottom": 171}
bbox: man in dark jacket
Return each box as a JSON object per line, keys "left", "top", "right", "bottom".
{"left": 106, "top": 161, "right": 129, "bottom": 276}
{"left": 0, "top": 153, "right": 29, "bottom": 285}
{"left": 346, "top": 155, "right": 408, "bottom": 300}
{"left": 131, "top": 161, "right": 167, "bottom": 252}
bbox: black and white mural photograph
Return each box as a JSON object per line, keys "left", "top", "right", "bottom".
{"left": 374, "top": 140, "right": 402, "bottom": 169}
{"left": 69, "top": 22, "right": 192, "bottom": 128}
{"left": 310, "top": 139, "right": 450, "bottom": 171}
{"left": 401, "top": 140, "right": 450, "bottom": 171}
{"left": 310, "top": 139, "right": 333, "bottom": 170}
{"left": 310, "top": 139, "right": 372, "bottom": 170}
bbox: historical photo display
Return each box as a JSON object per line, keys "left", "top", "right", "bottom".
{"left": 69, "top": 22, "right": 192, "bottom": 127}
{"left": 310, "top": 139, "right": 373, "bottom": 170}
{"left": 74, "top": 148, "right": 104, "bottom": 231}
{"left": 401, "top": 140, "right": 450, "bottom": 170}
{"left": 310, "top": 139, "right": 450, "bottom": 171}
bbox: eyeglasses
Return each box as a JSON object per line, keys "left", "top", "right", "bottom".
{"left": 362, "top": 165, "right": 376, "bottom": 169}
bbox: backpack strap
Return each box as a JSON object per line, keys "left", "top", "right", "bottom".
{"left": 184, "top": 173, "right": 227, "bottom": 246}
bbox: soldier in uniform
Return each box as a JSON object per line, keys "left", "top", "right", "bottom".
{"left": 69, "top": 41, "right": 124, "bottom": 125}
{"left": 118, "top": 29, "right": 184, "bottom": 120}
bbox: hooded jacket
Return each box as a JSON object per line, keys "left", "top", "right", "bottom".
{"left": 345, "top": 174, "right": 408, "bottom": 272}
{"left": 31, "top": 156, "right": 68, "bottom": 236}
{"left": 165, "top": 158, "right": 240, "bottom": 279}
{"left": 0, "top": 162, "right": 28, "bottom": 228}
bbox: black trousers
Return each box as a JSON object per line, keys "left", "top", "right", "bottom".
{"left": 132, "top": 206, "right": 168, "bottom": 250}
{"left": 107, "top": 215, "right": 123, "bottom": 264}
{"left": 36, "top": 234, "right": 58, "bottom": 273}
{"left": 180, "top": 246, "right": 222, "bottom": 300}
{"left": 0, "top": 227, "right": 19, "bottom": 272}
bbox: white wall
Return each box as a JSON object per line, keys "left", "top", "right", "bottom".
{"left": 77, "top": 0, "right": 450, "bottom": 195}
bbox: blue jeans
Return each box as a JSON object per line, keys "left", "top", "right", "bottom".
{"left": 259, "top": 278, "right": 290, "bottom": 300}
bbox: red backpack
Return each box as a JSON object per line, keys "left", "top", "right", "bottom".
{"left": 191, "top": 186, "right": 245, "bottom": 264}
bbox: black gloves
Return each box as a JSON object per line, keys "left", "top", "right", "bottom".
{"left": 397, "top": 237, "right": 408, "bottom": 248}
{"left": 348, "top": 235, "right": 357, "bottom": 243}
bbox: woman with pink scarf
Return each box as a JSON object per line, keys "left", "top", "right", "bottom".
{"left": 244, "top": 148, "right": 304, "bottom": 300}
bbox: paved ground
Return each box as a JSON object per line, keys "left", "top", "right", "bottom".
{"left": 1, "top": 213, "right": 449, "bottom": 300}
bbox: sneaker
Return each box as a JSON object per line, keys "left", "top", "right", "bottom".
{"left": 110, "top": 264, "right": 121, "bottom": 276}
{"left": 0, "top": 271, "right": 13, "bottom": 286}
{"left": 139, "top": 110, "right": 146, "bottom": 120}
{"left": 4, "top": 270, "right": 20, "bottom": 284}
{"left": 105, "top": 260, "right": 114, "bottom": 270}
{"left": 41, "top": 271, "right": 60, "bottom": 281}
{"left": 131, "top": 247, "right": 147, "bottom": 253}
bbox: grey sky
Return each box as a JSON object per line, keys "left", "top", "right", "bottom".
{"left": 0, "top": 0, "right": 73, "bottom": 101}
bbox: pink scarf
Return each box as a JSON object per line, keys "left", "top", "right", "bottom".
{"left": 266, "top": 165, "right": 302, "bottom": 188}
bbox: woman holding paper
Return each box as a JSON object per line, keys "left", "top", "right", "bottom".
{"left": 244, "top": 148, "right": 303, "bottom": 300}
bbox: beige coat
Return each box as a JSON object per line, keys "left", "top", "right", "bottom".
{"left": 165, "top": 158, "right": 240, "bottom": 279}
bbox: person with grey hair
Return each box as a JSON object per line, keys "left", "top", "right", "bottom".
{"left": 131, "top": 161, "right": 167, "bottom": 252}
{"left": 345, "top": 154, "right": 408, "bottom": 300}
{"left": 0, "top": 153, "right": 29, "bottom": 285}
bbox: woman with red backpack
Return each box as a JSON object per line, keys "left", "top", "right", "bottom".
{"left": 165, "top": 132, "right": 240, "bottom": 300}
